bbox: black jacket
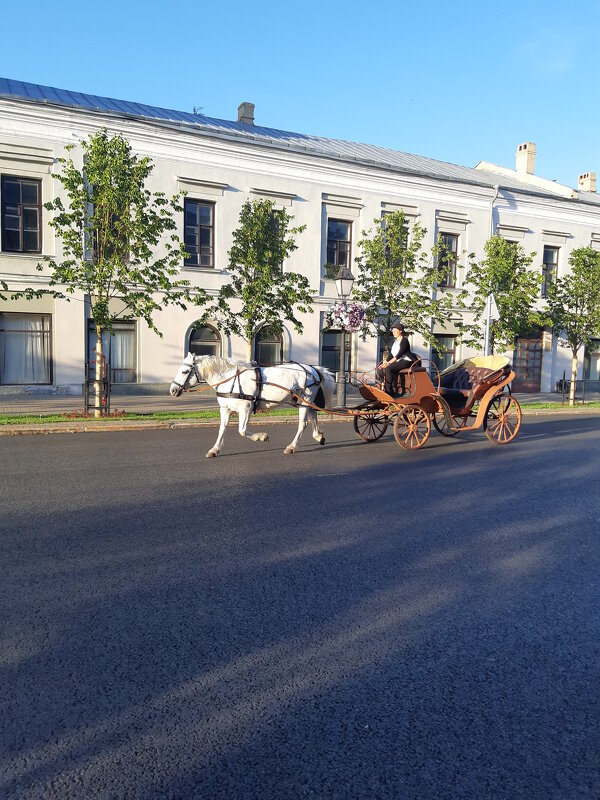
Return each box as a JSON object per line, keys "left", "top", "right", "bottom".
{"left": 391, "top": 335, "right": 415, "bottom": 363}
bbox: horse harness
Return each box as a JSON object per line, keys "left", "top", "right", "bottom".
{"left": 217, "top": 366, "right": 263, "bottom": 413}
{"left": 175, "top": 359, "right": 325, "bottom": 413}
{"left": 219, "top": 362, "right": 325, "bottom": 413}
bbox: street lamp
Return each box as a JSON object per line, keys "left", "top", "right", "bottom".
{"left": 334, "top": 265, "right": 354, "bottom": 407}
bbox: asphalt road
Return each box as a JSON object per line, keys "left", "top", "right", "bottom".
{"left": 1, "top": 415, "right": 599, "bottom": 800}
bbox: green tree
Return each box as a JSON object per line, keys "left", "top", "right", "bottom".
{"left": 547, "top": 246, "right": 600, "bottom": 406}
{"left": 465, "top": 236, "right": 542, "bottom": 353}
{"left": 353, "top": 210, "right": 463, "bottom": 357}
{"left": 40, "top": 130, "right": 206, "bottom": 416}
{"left": 204, "top": 199, "right": 310, "bottom": 362}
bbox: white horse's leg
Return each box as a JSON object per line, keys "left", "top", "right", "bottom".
{"left": 284, "top": 404, "right": 309, "bottom": 454}
{"left": 308, "top": 407, "right": 326, "bottom": 446}
{"left": 237, "top": 403, "right": 269, "bottom": 444}
{"left": 206, "top": 405, "right": 231, "bottom": 458}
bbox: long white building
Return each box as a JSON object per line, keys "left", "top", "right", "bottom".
{"left": 1, "top": 77, "right": 599, "bottom": 396}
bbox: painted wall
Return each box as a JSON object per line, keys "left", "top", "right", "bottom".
{"left": 1, "top": 97, "right": 599, "bottom": 394}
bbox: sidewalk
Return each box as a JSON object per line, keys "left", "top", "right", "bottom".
{"left": 0, "top": 389, "right": 221, "bottom": 416}
{"left": 1, "top": 386, "right": 599, "bottom": 416}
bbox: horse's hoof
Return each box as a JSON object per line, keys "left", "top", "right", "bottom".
{"left": 284, "top": 446, "right": 295, "bottom": 455}
{"left": 206, "top": 450, "right": 217, "bottom": 458}
{"left": 319, "top": 437, "right": 325, "bottom": 446}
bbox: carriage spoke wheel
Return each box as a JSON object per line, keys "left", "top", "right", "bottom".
{"left": 353, "top": 412, "right": 389, "bottom": 442}
{"left": 484, "top": 395, "right": 522, "bottom": 445}
{"left": 432, "top": 397, "right": 457, "bottom": 437}
{"left": 393, "top": 405, "right": 431, "bottom": 450}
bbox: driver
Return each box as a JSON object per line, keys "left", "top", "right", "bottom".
{"left": 378, "top": 322, "right": 416, "bottom": 396}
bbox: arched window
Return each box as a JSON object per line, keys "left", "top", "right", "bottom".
{"left": 188, "top": 324, "right": 221, "bottom": 357}
{"left": 254, "top": 325, "right": 283, "bottom": 365}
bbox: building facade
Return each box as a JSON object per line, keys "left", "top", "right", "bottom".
{"left": 1, "top": 78, "right": 599, "bottom": 395}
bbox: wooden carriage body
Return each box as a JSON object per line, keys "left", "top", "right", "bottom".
{"left": 352, "top": 356, "right": 522, "bottom": 449}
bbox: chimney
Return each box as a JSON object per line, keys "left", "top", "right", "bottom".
{"left": 237, "top": 101, "right": 255, "bottom": 125}
{"left": 578, "top": 172, "right": 596, "bottom": 193}
{"left": 516, "top": 142, "right": 536, "bottom": 175}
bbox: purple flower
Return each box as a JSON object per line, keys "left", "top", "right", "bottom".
{"left": 326, "top": 301, "right": 365, "bottom": 332}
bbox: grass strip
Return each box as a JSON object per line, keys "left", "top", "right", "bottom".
{"left": 0, "top": 407, "right": 305, "bottom": 425}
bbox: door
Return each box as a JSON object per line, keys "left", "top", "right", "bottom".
{"left": 512, "top": 337, "right": 542, "bottom": 392}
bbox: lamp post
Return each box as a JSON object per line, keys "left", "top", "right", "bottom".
{"left": 334, "top": 265, "right": 355, "bottom": 407}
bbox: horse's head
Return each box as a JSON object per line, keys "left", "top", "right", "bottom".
{"left": 170, "top": 352, "right": 200, "bottom": 397}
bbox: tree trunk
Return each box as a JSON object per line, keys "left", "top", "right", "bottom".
{"left": 246, "top": 338, "right": 253, "bottom": 364}
{"left": 569, "top": 350, "right": 578, "bottom": 407}
{"left": 95, "top": 324, "right": 103, "bottom": 418}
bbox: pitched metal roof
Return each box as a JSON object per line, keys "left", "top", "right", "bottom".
{"left": 1, "top": 77, "right": 596, "bottom": 205}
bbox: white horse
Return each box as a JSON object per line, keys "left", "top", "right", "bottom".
{"left": 170, "top": 354, "right": 337, "bottom": 457}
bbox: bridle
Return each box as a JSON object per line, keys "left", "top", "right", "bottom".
{"left": 171, "top": 359, "right": 201, "bottom": 393}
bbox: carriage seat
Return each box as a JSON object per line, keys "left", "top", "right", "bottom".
{"left": 438, "top": 365, "right": 504, "bottom": 411}
{"left": 440, "top": 366, "right": 497, "bottom": 396}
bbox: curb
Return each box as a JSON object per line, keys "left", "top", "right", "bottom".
{"left": 1, "top": 407, "right": 599, "bottom": 436}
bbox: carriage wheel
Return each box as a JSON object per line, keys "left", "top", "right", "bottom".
{"left": 432, "top": 397, "right": 457, "bottom": 437}
{"left": 484, "top": 395, "right": 522, "bottom": 445}
{"left": 353, "top": 412, "right": 389, "bottom": 442}
{"left": 393, "top": 405, "right": 431, "bottom": 450}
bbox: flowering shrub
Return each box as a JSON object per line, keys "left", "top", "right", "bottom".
{"left": 326, "top": 300, "right": 365, "bottom": 332}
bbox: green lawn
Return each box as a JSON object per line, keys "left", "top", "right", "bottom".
{"left": 0, "top": 407, "right": 303, "bottom": 425}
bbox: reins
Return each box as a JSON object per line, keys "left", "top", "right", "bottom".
{"left": 175, "top": 357, "right": 383, "bottom": 418}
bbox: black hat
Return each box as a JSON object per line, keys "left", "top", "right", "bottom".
{"left": 391, "top": 322, "right": 405, "bottom": 332}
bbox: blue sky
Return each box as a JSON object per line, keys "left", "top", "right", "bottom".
{"left": 2, "top": 0, "right": 599, "bottom": 187}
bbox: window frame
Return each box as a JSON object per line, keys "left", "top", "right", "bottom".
{"left": 541, "top": 246, "right": 559, "bottom": 298}
{"left": 0, "top": 312, "right": 52, "bottom": 385}
{"left": 320, "top": 326, "right": 351, "bottom": 373}
{"left": 187, "top": 323, "right": 222, "bottom": 358}
{"left": 1, "top": 175, "right": 43, "bottom": 254}
{"left": 254, "top": 324, "right": 284, "bottom": 365}
{"left": 87, "top": 319, "right": 137, "bottom": 384}
{"left": 326, "top": 218, "right": 352, "bottom": 272}
{"left": 584, "top": 337, "right": 600, "bottom": 381}
{"left": 183, "top": 198, "right": 215, "bottom": 269}
{"left": 438, "top": 232, "right": 458, "bottom": 288}
{"left": 432, "top": 334, "right": 456, "bottom": 373}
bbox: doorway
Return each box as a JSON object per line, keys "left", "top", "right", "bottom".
{"left": 512, "top": 337, "right": 542, "bottom": 392}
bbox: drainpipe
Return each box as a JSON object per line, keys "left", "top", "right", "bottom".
{"left": 483, "top": 185, "right": 500, "bottom": 356}
{"left": 489, "top": 184, "right": 499, "bottom": 237}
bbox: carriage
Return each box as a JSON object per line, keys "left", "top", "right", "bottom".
{"left": 170, "top": 352, "right": 522, "bottom": 457}
{"left": 350, "top": 355, "right": 522, "bottom": 450}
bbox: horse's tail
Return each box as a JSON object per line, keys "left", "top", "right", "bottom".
{"left": 313, "top": 366, "right": 337, "bottom": 409}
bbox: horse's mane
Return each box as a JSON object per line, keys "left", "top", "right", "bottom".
{"left": 196, "top": 355, "right": 253, "bottom": 379}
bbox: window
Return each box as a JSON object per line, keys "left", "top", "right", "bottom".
{"left": 88, "top": 321, "right": 136, "bottom": 383}
{"left": 438, "top": 233, "right": 458, "bottom": 288}
{"left": 269, "top": 210, "right": 283, "bottom": 270}
{"left": 254, "top": 325, "right": 283, "bottom": 365}
{"left": 541, "top": 246, "right": 559, "bottom": 297}
{"left": 584, "top": 338, "right": 600, "bottom": 381}
{"left": 432, "top": 335, "right": 456, "bottom": 373}
{"left": 321, "top": 329, "right": 351, "bottom": 373}
{"left": 326, "top": 219, "right": 352, "bottom": 271}
{"left": 0, "top": 313, "right": 51, "bottom": 384}
{"left": 1, "top": 176, "right": 42, "bottom": 253}
{"left": 188, "top": 324, "right": 221, "bottom": 357}
{"left": 184, "top": 199, "right": 214, "bottom": 268}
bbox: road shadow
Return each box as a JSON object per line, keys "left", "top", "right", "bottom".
{"left": 1, "top": 420, "right": 599, "bottom": 799}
